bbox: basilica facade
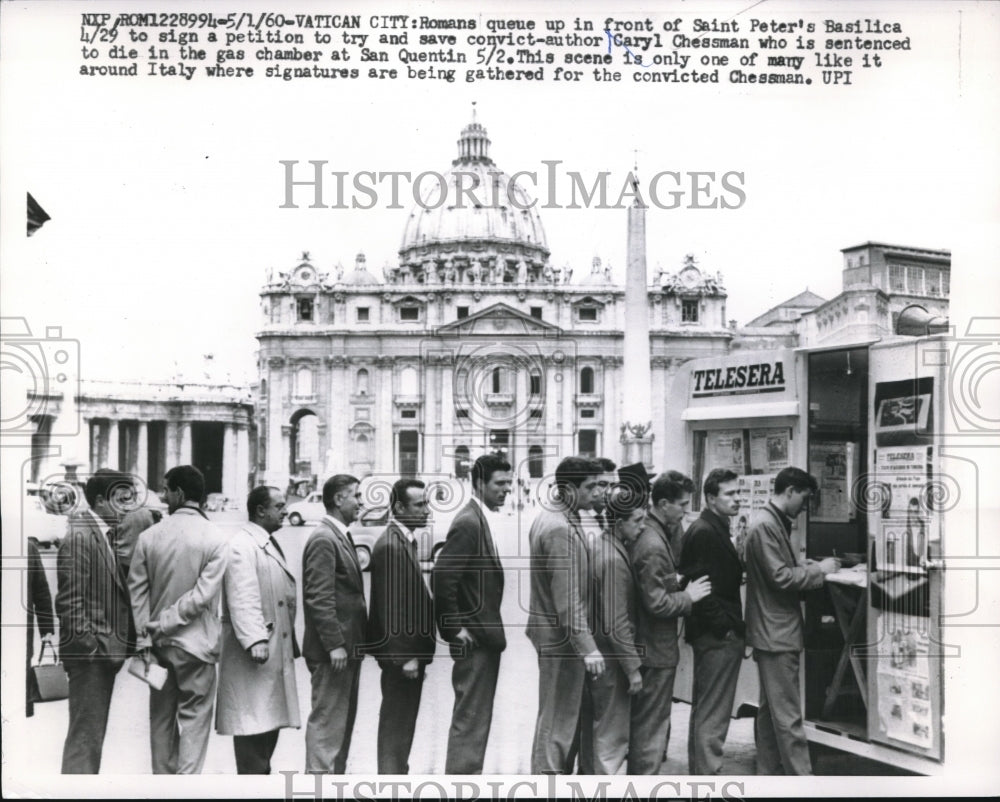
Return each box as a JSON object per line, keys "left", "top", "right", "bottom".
{"left": 256, "top": 116, "right": 732, "bottom": 488}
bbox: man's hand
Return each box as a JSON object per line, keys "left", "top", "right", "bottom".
{"left": 818, "top": 557, "right": 842, "bottom": 574}
{"left": 249, "top": 643, "right": 269, "bottom": 664}
{"left": 685, "top": 575, "right": 712, "bottom": 603}
{"left": 145, "top": 620, "right": 161, "bottom": 639}
{"left": 401, "top": 657, "right": 420, "bottom": 680}
{"left": 583, "top": 651, "right": 605, "bottom": 678}
{"left": 454, "top": 627, "right": 477, "bottom": 649}
{"left": 328, "top": 646, "right": 348, "bottom": 672}
{"left": 627, "top": 669, "right": 643, "bottom": 696}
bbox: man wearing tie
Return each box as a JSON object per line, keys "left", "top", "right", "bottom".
{"left": 302, "top": 474, "right": 367, "bottom": 774}
{"left": 433, "top": 454, "right": 512, "bottom": 774}
{"left": 366, "top": 478, "right": 436, "bottom": 774}
{"left": 215, "top": 486, "right": 300, "bottom": 774}
{"left": 56, "top": 469, "right": 134, "bottom": 773}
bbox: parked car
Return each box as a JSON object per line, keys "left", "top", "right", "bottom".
{"left": 286, "top": 491, "right": 324, "bottom": 527}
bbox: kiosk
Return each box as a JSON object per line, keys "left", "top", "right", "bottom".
{"left": 667, "top": 335, "right": 952, "bottom": 774}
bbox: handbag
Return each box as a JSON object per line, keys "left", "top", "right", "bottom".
{"left": 29, "top": 641, "right": 69, "bottom": 702}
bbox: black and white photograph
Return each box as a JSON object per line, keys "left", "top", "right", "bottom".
{"left": 2, "top": 0, "right": 999, "bottom": 797}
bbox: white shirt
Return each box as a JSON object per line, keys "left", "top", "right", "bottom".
{"left": 389, "top": 516, "right": 417, "bottom": 544}
{"left": 322, "top": 514, "right": 351, "bottom": 541}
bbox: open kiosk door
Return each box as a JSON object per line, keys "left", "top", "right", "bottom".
{"left": 865, "top": 339, "right": 945, "bottom": 762}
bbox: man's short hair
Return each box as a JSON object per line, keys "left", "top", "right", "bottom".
{"left": 592, "top": 457, "right": 617, "bottom": 474}
{"left": 471, "top": 454, "right": 511, "bottom": 490}
{"left": 703, "top": 468, "right": 739, "bottom": 500}
{"left": 555, "top": 456, "right": 600, "bottom": 495}
{"left": 84, "top": 469, "right": 131, "bottom": 509}
{"left": 323, "top": 474, "right": 359, "bottom": 510}
{"left": 605, "top": 484, "right": 648, "bottom": 526}
{"left": 651, "top": 470, "right": 694, "bottom": 506}
{"left": 164, "top": 465, "right": 206, "bottom": 505}
{"left": 390, "top": 478, "right": 426, "bottom": 510}
{"left": 247, "top": 485, "right": 280, "bottom": 520}
{"left": 773, "top": 467, "right": 818, "bottom": 496}
{"left": 663, "top": 469, "right": 695, "bottom": 494}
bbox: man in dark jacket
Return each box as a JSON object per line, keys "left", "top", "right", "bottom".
{"left": 367, "top": 478, "right": 436, "bottom": 774}
{"left": 432, "top": 455, "right": 511, "bottom": 774}
{"left": 628, "top": 470, "right": 710, "bottom": 774}
{"left": 56, "top": 469, "right": 134, "bottom": 773}
{"left": 302, "top": 474, "right": 367, "bottom": 774}
{"left": 680, "top": 468, "right": 744, "bottom": 775}
{"left": 745, "top": 467, "right": 840, "bottom": 774}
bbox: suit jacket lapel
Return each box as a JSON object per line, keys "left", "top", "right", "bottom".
{"left": 247, "top": 523, "right": 295, "bottom": 582}
{"left": 88, "top": 513, "right": 123, "bottom": 590}
{"left": 390, "top": 522, "right": 422, "bottom": 575}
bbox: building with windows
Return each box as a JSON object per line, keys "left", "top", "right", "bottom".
{"left": 256, "top": 115, "right": 732, "bottom": 487}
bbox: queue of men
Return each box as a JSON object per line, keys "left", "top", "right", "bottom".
{"left": 52, "top": 457, "right": 841, "bottom": 776}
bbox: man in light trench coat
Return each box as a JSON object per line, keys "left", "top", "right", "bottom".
{"left": 216, "top": 486, "right": 301, "bottom": 774}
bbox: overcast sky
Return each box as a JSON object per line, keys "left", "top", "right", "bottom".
{"left": 2, "top": 0, "right": 997, "bottom": 385}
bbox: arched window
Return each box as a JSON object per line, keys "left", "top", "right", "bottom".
{"left": 492, "top": 367, "right": 502, "bottom": 394}
{"left": 296, "top": 366, "right": 313, "bottom": 396}
{"left": 580, "top": 366, "right": 594, "bottom": 394}
{"left": 529, "top": 370, "right": 541, "bottom": 397}
{"left": 356, "top": 368, "right": 370, "bottom": 395}
{"left": 528, "top": 445, "right": 544, "bottom": 478}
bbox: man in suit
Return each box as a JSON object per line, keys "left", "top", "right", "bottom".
{"left": 302, "top": 473, "right": 367, "bottom": 774}
{"left": 216, "top": 486, "right": 300, "bottom": 774}
{"left": 745, "top": 467, "right": 839, "bottom": 774}
{"left": 628, "top": 470, "right": 711, "bottom": 774}
{"left": 680, "top": 468, "right": 745, "bottom": 775}
{"left": 366, "top": 478, "right": 436, "bottom": 774}
{"left": 55, "top": 469, "right": 133, "bottom": 772}
{"left": 432, "top": 454, "right": 511, "bottom": 774}
{"left": 129, "top": 465, "right": 229, "bottom": 774}
{"left": 526, "top": 456, "right": 605, "bottom": 775}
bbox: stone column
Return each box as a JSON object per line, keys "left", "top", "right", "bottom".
{"left": 107, "top": 420, "right": 120, "bottom": 470}
{"left": 377, "top": 360, "right": 394, "bottom": 472}
{"left": 441, "top": 357, "right": 454, "bottom": 474}
{"left": 89, "top": 420, "right": 101, "bottom": 472}
{"left": 222, "top": 423, "right": 237, "bottom": 499}
{"left": 602, "top": 358, "right": 617, "bottom": 463}
{"left": 166, "top": 420, "right": 180, "bottom": 467}
{"left": 179, "top": 421, "right": 192, "bottom": 465}
{"left": 424, "top": 363, "right": 437, "bottom": 473}
{"left": 136, "top": 421, "right": 149, "bottom": 484}
{"left": 236, "top": 424, "right": 250, "bottom": 497}
{"left": 545, "top": 359, "right": 560, "bottom": 472}
{"left": 514, "top": 365, "right": 529, "bottom": 474}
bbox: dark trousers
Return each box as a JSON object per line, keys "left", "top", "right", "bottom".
{"left": 234, "top": 729, "right": 281, "bottom": 774}
{"left": 377, "top": 663, "right": 425, "bottom": 774}
{"left": 628, "top": 665, "right": 677, "bottom": 774}
{"left": 754, "top": 650, "right": 812, "bottom": 775}
{"left": 688, "top": 631, "right": 745, "bottom": 775}
{"left": 587, "top": 663, "right": 631, "bottom": 774}
{"left": 61, "top": 659, "right": 120, "bottom": 774}
{"left": 445, "top": 647, "right": 501, "bottom": 774}
{"left": 305, "top": 660, "right": 361, "bottom": 774}
{"left": 531, "top": 653, "right": 586, "bottom": 774}
{"left": 150, "top": 644, "right": 217, "bottom": 774}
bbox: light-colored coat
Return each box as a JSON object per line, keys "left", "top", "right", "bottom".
{"left": 216, "top": 523, "right": 300, "bottom": 735}
{"left": 129, "top": 506, "right": 229, "bottom": 663}
{"left": 744, "top": 503, "right": 825, "bottom": 652}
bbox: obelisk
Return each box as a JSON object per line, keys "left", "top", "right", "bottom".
{"left": 620, "top": 168, "right": 654, "bottom": 469}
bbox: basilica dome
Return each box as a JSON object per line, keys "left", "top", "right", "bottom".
{"left": 397, "top": 114, "right": 550, "bottom": 282}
